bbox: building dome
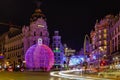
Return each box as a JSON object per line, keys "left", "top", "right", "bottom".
{"left": 25, "top": 44, "right": 54, "bottom": 71}
{"left": 30, "top": 9, "right": 46, "bottom": 23}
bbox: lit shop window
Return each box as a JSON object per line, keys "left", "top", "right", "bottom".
{"left": 103, "top": 34, "right": 107, "bottom": 38}
{"left": 104, "top": 40, "right": 107, "bottom": 45}
{"left": 99, "top": 30, "right": 101, "bottom": 33}
{"left": 99, "top": 35, "right": 102, "bottom": 39}
{"left": 104, "top": 46, "right": 107, "bottom": 50}
{"left": 99, "top": 41, "right": 102, "bottom": 45}
{"left": 103, "top": 29, "right": 107, "bottom": 33}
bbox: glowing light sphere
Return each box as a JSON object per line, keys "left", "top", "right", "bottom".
{"left": 69, "top": 56, "right": 84, "bottom": 66}
{"left": 25, "top": 44, "right": 54, "bottom": 71}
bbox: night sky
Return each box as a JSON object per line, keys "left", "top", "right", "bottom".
{"left": 0, "top": 0, "right": 120, "bottom": 51}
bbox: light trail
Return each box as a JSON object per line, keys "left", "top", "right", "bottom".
{"left": 50, "top": 69, "right": 112, "bottom": 80}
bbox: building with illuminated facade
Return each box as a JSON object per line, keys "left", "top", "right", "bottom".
{"left": 64, "top": 44, "right": 76, "bottom": 68}
{"left": 90, "top": 15, "right": 114, "bottom": 67}
{"left": 0, "top": 7, "right": 50, "bottom": 68}
{"left": 89, "top": 14, "right": 120, "bottom": 67}
{"left": 64, "top": 44, "right": 76, "bottom": 57}
{"left": 52, "top": 31, "right": 65, "bottom": 69}
{"left": 4, "top": 27, "right": 23, "bottom": 68}
{"left": 22, "top": 8, "right": 50, "bottom": 55}
{"left": 109, "top": 14, "right": 120, "bottom": 65}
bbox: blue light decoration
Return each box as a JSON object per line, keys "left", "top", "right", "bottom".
{"left": 93, "top": 55, "right": 96, "bottom": 60}
{"left": 69, "top": 55, "right": 84, "bottom": 66}
{"left": 63, "top": 55, "right": 66, "bottom": 62}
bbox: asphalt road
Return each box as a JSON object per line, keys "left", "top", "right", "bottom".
{"left": 0, "top": 71, "right": 70, "bottom": 80}
{"left": 0, "top": 71, "right": 113, "bottom": 80}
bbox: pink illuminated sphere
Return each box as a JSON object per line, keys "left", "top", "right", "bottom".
{"left": 25, "top": 44, "right": 54, "bottom": 71}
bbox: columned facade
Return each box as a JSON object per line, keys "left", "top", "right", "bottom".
{"left": 4, "top": 27, "right": 23, "bottom": 68}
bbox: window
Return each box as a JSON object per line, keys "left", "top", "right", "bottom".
{"left": 103, "top": 34, "right": 107, "bottom": 39}
{"left": 99, "top": 35, "right": 101, "bottom": 39}
{"left": 103, "top": 29, "right": 107, "bottom": 33}
{"left": 104, "top": 40, "right": 107, "bottom": 45}
{"left": 40, "top": 32, "right": 42, "bottom": 36}
{"left": 34, "top": 32, "right": 36, "bottom": 36}
{"left": 104, "top": 46, "right": 107, "bottom": 50}
{"left": 99, "top": 30, "right": 101, "bottom": 33}
{"left": 99, "top": 41, "right": 102, "bottom": 45}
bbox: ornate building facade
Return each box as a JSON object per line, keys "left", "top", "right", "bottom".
{"left": 22, "top": 8, "right": 50, "bottom": 56}
{"left": 0, "top": 8, "right": 50, "bottom": 68}
{"left": 109, "top": 14, "right": 120, "bottom": 65}
{"left": 89, "top": 15, "right": 115, "bottom": 68}
{"left": 4, "top": 27, "right": 23, "bottom": 68}
{"left": 88, "top": 14, "right": 120, "bottom": 69}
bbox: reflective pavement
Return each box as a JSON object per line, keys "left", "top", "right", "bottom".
{"left": 0, "top": 71, "right": 112, "bottom": 80}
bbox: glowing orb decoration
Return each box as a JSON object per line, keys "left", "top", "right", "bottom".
{"left": 25, "top": 44, "right": 54, "bottom": 71}
{"left": 69, "top": 56, "right": 84, "bottom": 66}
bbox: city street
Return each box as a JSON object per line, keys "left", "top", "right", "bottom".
{"left": 0, "top": 70, "right": 113, "bottom": 80}
{"left": 0, "top": 71, "right": 69, "bottom": 80}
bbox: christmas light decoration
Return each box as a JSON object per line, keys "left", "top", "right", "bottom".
{"left": 25, "top": 38, "right": 54, "bottom": 71}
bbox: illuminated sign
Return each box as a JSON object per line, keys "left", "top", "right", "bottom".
{"left": 65, "top": 50, "right": 76, "bottom": 53}
{"left": 38, "top": 24, "right": 44, "bottom": 28}
{"left": 53, "top": 48, "right": 60, "bottom": 53}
